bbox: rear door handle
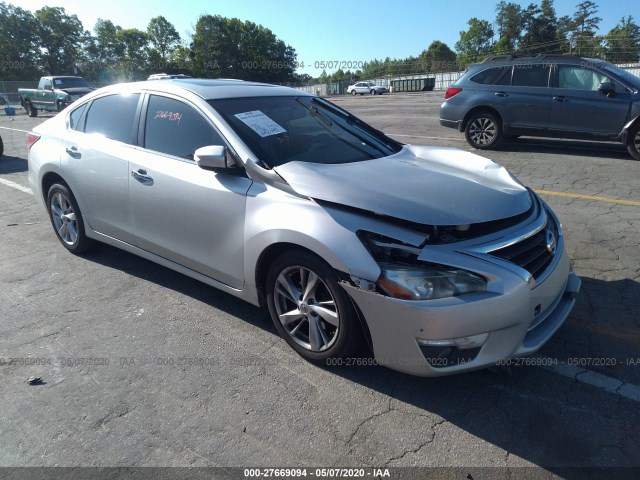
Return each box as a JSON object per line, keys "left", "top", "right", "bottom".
{"left": 494, "top": 91, "right": 509, "bottom": 97}
{"left": 553, "top": 96, "right": 568, "bottom": 102}
{"left": 65, "top": 146, "right": 81, "bottom": 159}
{"left": 131, "top": 169, "right": 154, "bottom": 185}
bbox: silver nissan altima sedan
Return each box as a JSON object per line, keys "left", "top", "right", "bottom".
{"left": 27, "top": 79, "right": 581, "bottom": 376}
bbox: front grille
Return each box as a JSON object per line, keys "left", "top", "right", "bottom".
{"left": 489, "top": 219, "right": 557, "bottom": 281}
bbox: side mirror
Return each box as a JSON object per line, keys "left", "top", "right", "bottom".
{"left": 194, "top": 145, "right": 228, "bottom": 170}
{"left": 597, "top": 81, "right": 615, "bottom": 96}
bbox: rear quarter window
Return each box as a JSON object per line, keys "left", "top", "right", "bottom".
{"left": 84, "top": 94, "right": 141, "bottom": 144}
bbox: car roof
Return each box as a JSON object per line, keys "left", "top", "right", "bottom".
{"left": 107, "top": 78, "right": 311, "bottom": 100}
{"left": 475, "top": 54, "right": 609, "bottom": 67}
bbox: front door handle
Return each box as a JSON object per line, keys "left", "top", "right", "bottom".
{"left": 494, "top": 91, "right": 509, "bottom": 97}
{"left": 553, "top": 96, "right": 568, "bottom": 102}
{"left": 131, "top": 169, "right": 154, "bottom": 185}
{"left": 65, "top": 146, "right": 81, "bottom": 159}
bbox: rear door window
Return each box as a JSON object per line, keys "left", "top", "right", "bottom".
{"left": 471, "top": 67, "right": 510, "bottom": 85}
{"left": 84, "top": 94, "right": 141, "bottom": 144}
{"left": 511, "top": 64, "right": 551, "bottom": 87}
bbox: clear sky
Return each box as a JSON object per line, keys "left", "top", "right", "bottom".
{"left": 17, "top": 0, "right": 638, "bottom": 76}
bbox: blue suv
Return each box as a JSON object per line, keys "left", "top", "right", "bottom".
{"left": 439, "top": 54, "right": 640, "bottom": 160}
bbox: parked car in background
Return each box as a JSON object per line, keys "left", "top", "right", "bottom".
{"left": 27, "top": 79, "right": 579, "bottom": 376}
{"left": 148, "top": 73, "right": 193, "bottom": 80}
{"left": 440, "top": 54, "right": 640, "bottom": 160}
{"left": 19, "top": 76, "right": 94, "bottom": 117}
{"left": 0, "top": 93, "right": 9, "bottom": 106}
{"left": 347, "top": 81, "right": 388, "bottom": 95}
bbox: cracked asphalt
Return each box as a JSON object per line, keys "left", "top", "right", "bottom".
{"left": 1, "top": 94, "right": 639, "bottom": 479}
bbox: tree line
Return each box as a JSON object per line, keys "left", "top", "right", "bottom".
{"left": 1, "top": 0, "right": 639, "bottom": 85}
{"left": 0, "top": 2, "right": 299, "bottom": 83}
{"left": 319, "top": 0, "right": 640, "bottom": 85}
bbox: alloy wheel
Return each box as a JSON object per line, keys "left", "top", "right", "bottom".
{"left": 50, "top": 191, "right": 78, "bottom": 246}
{"left": 272, "top": 265, "right": 340, "bottom": 352}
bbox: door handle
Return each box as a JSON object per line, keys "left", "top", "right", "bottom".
{"left": 131, "top": 169, "right": 154, "bottom": 185}
{"left": 65, "top": 146, "right": 81, "bottom": 159}
{"left": 553, "top": 96, "right": 568, "bottom": 102}
{"left": 494, "top": 91, "right": 509, "bottom": 97}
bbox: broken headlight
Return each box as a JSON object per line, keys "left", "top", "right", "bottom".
{"left": 359, "top": 232, "right": 486, "bottom": 301}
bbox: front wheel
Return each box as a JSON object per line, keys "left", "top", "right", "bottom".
{"left": 370, "top": 90, "right": 377, "bottom": 95}
{"left": 351, "top": 90, "right": 357, "bottom": 96}
{"left": 627, "top": 122, "right": 640, "bottom": 160}
{"left": 266, "top": 251, "right": 365, "bottom": 363}
{"left": 57, "top": 100, "right": 67, "bottom": 112}
{"left": 465, "top": 111, "right": 502, "bottom": 149}
{"left": 47, "top": 183, "right": 94, "bottom": 254}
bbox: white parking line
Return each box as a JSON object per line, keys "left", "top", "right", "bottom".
{"left": 0, "top": 125, "right": 30, "bottom": 133}
{"left": 537, "top": 357, "right": 640, "bottom": 402}
{"left": 0, "top": 178, "right": 34, "bottom": 195}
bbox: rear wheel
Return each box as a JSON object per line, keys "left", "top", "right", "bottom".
{"left": 465, "top": 111, "right": 502, "bottom": 149}
{"left": 266, "top": 251, "right": 365, "bottom": 363}
{"left": 46, "top": 183, "right": 94, "bottom": 254}
{"left": 627, "top": 122, "right": 640, "bottom": 160}
{"left": 25, "top": 101, "right": 37, "bottom": 117}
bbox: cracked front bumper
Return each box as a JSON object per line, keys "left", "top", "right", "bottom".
{"left": 342, "top": 249, "right": 581, "bottom": 377}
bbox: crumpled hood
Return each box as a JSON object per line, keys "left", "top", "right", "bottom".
{"left": 273, "top": 145, "right": 531, "bottom": 225}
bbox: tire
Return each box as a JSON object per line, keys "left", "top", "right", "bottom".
{"left": 351, "top": 90, "right": 357, "bottom": 96}
{"left": 627, "top": 122, "right": 640, "bottom": 160}
{"left": 370, "top": 90, "right": 376, "bottom": 95}
{"left": 0, "top": 135, "right": 4, "bottom": 158}
{"left": 266, "top": 250, "right": 365, "bottom": 363}
{"left": 25, "top": 101, "right": 37, "bottom": 117}
{"left": 464, "top": 111, "right": 502, "bottom": 149}
{"left": 57, "top": 100, "right": 67, "bottom": 112}
{"left": 46, "top": 183, "right": 94, "bottom": 254}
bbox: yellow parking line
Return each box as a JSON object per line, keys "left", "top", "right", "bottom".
{"left": 535, "top": 189, "right": 640, "bottom": 207}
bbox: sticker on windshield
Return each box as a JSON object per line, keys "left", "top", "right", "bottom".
{"left": 54, "top": 79, "right": 62, "bottom": 85}
{"left": 234, "top": 110, "right": 286, "bottom": 137}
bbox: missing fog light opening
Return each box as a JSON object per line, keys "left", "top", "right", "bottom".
{"left": 417, "top": 333, "right": 489, "bottom": 350}
{"left": 417, "top": 334, "right": 488, "bottom": 368}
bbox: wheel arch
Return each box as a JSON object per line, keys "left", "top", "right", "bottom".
{"left": 255, "top": 241, "right": 373, "bottom": 351}
{"left": 461, "top": 106, "right": 503, "bottom": 131}
{"left": 41, "top": 171, "right": 68, "bottom": 203}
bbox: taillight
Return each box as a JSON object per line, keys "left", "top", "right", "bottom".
{"left": 26, "top": 132, "right": 40, "bottom": 153}
{"left": 444, "top": 87, "right": 463, "bottom": 100}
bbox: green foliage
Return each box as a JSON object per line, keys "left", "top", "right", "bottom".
{"left": 0, "top": 2, "right": 40, "bottom": 79}
{"left": 147, "top": 16, "right": 180, "bottom": 62}
{"left": 190, "top": 14, "right": 297, "bottom": 82}
{"left": 455, "top": 18, "right": 495, "bottom": 66}
{"left": 34, "top": 6, "right": 84, "bottom": 74}
{"left": 419, "top": 41, "right": 458, "bottom": 72}
{"left": 603, "top": 16, "right": 640, "bottom": 63}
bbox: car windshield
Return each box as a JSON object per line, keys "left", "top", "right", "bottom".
{"left": 603, "top": 65, "right": 640, "bottom": 90}
{"left": 209, "top": 96, "right": 402, "bottom": 168}
{"left": 54, "top": 78, "right": 92, "bottom": 89}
